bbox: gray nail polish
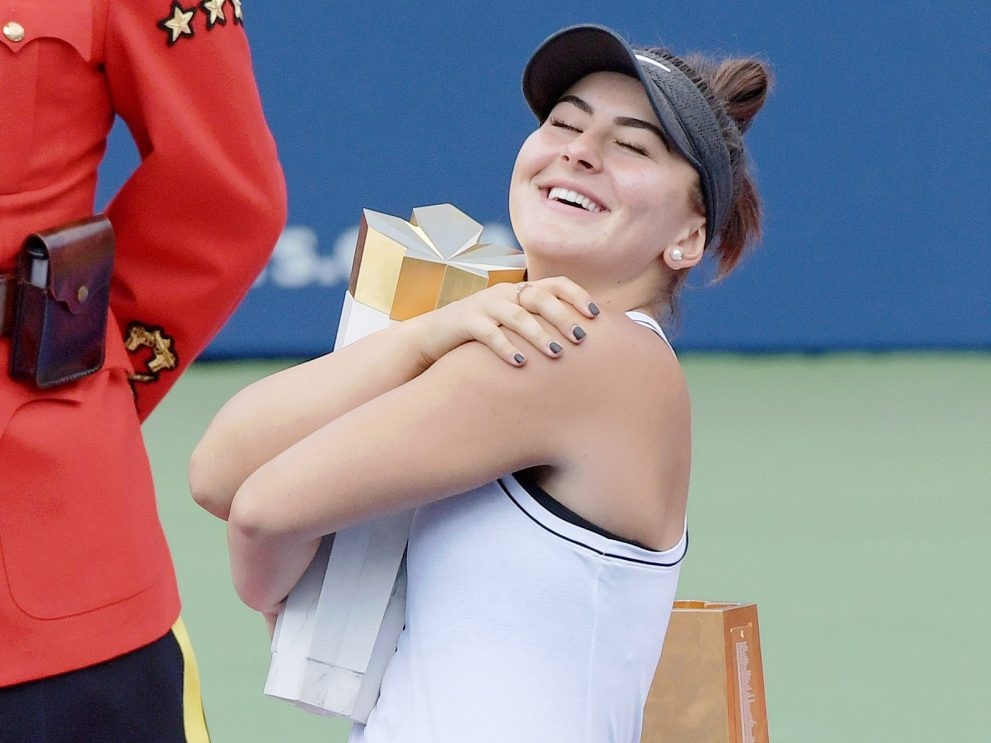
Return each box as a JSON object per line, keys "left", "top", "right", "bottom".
{"left": 513, "top": 353, "right": 526, "bottom": 365}
{"left": 573, "top": 326, "right": 586, "bottom": 341}
{"left": 588, "top": 302, "right": 600, "bottom": 316}
{"left": 549, "top": 341, "right": 563, "bottom": 354}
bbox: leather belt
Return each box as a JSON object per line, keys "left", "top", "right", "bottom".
{"left": 0, "top": 273, "right": 16, "bottom": 336}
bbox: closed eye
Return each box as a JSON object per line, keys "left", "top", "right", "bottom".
{"left": 617, "top": 140, "right": 649, "bottom": 156}
{"left": 549, "top": 117, "right": 581, "bottom": 133}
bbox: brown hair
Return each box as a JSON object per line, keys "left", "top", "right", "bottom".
{"left": 644, "top": 49, "right": 772, "bottom": 307}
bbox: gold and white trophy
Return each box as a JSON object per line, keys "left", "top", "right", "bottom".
{"left": 264, "top": 204, "right": 525, "bottom": 721}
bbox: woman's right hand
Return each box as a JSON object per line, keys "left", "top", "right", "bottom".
{"left": 411, "top": 276, "right": 600, "bottom": 367}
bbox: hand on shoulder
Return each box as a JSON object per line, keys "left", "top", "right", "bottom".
{"left": 418, "top": 305, "right": 688, "bottom": 472}
{"left": 408, "top": 276, "right": 600, "bottom": 369}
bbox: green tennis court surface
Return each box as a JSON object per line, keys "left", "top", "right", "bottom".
{"left": 144, "top": 352, "right": 990, "bottom": 742}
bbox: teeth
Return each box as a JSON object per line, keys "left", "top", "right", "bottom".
{"left": 548, "top": 187, "right": 603, "bottom": 213}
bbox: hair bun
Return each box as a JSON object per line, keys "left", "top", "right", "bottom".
{"left": 706, "top": 59, "right": 772, "bottom": 134}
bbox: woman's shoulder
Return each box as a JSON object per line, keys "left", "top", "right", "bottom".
{"left": 429, "top": 308, "right": 688, "bottom": 426}
{"left": 570, "top": 310, "right": 686, "bottom": 398}
{"left": 502, "top": 311, "right": 691, "bottom": 548}
{"left": 415, "top": 310, "right": 691, "bottom": 546}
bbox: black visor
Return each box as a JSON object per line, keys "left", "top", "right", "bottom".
{"left": 522, "top": 24, "right": 732, "bottom": 246}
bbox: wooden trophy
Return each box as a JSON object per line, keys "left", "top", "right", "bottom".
{"left": 642, "top": 601, "right": 769, "bottom": 743}
{"left": 264, "top": 204, "right": 525, "bottom": 721}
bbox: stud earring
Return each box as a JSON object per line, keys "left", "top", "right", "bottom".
{"left": 670, "top": 248, "right": 684, "bottom": 262}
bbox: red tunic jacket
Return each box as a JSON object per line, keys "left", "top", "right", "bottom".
{"left": 0, "top": 0, "right": 286, "bottom": 685}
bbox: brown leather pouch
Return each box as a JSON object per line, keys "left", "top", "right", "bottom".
{"left": 9, "top": 216, "right": 115, "bottom": 388}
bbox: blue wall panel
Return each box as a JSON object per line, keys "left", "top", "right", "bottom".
{"left": 98, "top": 1, "right": 991, "bottom": 355}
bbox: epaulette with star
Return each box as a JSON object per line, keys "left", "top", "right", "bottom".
{"left": 158, "top": 0, "right": 243, "bottom": 46}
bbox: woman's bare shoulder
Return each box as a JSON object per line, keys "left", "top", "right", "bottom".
{"left": 397, "top": 311, "right": 690, "bottom": 548}
{"left": 566, "top": 311, "right": 687, "bottom": 405}
{"left": 501, "top": 311, "right": 692, "bottom": 548}
{"left": 428, "top": 310, "right": 686, "bottom": 414}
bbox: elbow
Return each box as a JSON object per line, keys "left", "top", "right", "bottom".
{"left": 226, "top": 467, "right": 328, "bottom": 615}
{"left": 226, "top": 481, "right": 277, "bottom": 542}
{"left": 270, "top": 172, "right": 289, "bottom": 235}
{"left": 188, "top": 441, "right": 234, "bottom": 520}
{"left": 233, "top": 585, "right": 278, "bottom": 615}
{"left": 229, "top": 541, "right": 280, "bottom": 613}
{"left": 253, "top": 164, "right": 289, "bottom": 252}
{"left": 230, "top": 559, "right": 281, "bottom": 614}
{"left": 188, "top": 395, "right": 255, "bottom": 520}
{"left": 226, "top": 483, "right": 292, "bottom": 612}
{"left": 228, "top": 160, "right": 287, "bottom": 281}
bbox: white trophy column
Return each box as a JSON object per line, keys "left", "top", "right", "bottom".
{"left": 265, "top": 292, "right": 412, "bottom": 722}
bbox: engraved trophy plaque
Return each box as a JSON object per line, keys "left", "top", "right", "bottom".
{"left": 641, "top": 601, "right": 769, "bottom": 743}
{"left": 264, "top": 204, "right": 525, "bottom": 721}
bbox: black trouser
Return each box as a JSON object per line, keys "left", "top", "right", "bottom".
{"left": 0, "top": 627, "right": 209, "bottom": 743}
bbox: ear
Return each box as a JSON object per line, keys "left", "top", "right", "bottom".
{"left": 662, "top": 221, "right": 706, "bottom": 271}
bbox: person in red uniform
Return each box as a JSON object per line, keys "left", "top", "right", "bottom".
{"left": 0, "top": 0, "right": 286, "bottom": 740}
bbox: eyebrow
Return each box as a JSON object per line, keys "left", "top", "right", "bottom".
{"left": 556, "top": 94, "right": 668, "bottom": 145}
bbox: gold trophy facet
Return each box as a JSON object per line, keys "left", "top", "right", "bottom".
{"left": 266, "top": 204, "right": 524, "bottom": 722}
{"left": 351, "top": 204, "right": 526, "bottom": 320}
{"left": 335, "top": 205, "right": 525, "bottom": 349}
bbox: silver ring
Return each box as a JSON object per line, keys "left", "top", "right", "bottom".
{"left": 514, "top": 281, "right": 532, "bottom": 305}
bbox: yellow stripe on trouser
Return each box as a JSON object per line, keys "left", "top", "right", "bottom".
{"left": 171, "top": 617, "right": 211, "bottom": 743}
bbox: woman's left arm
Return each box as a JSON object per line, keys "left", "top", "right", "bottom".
{"left": 190, "top": 277, "right": 597, "bottom": 520}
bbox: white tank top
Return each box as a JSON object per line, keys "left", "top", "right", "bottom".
{"left": 350, "top": 311, "right": 686, "bottom": 743}
{"left": 625, "top": 309, "right": 672, "bottom": 349}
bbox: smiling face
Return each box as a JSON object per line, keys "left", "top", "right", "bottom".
{"left": 509, "top": 71, "right": 705, "bottom": 300}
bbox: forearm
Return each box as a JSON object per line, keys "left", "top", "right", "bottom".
{"left": 189, "top": 315, "right": 441, "bottom": 518}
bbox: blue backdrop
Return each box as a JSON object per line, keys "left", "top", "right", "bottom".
{"left": 99, "top": 1, "right": 990, "bottom": 356}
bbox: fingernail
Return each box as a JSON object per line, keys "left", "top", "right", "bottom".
{"left": 588, "top": 302, "right": 600, "bottom": 316}
{"left": 573, "top": 325, "right": 586, "bottom": 341}
{"left": 513, "top": 353, "right": 526, "bottom": 365}
{"left": 549, "top": 341, "right": 563, "bottom": 354}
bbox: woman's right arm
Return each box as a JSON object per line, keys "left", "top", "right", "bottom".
{"left": 188, "top": 277, "right": 597, "bottom": 519}
{"left": 189, "top": 318, "right": 438, "bottom": 519}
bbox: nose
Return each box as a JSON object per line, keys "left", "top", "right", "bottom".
{"left": 560, "top": 132, "right": 601, "bottom": 171}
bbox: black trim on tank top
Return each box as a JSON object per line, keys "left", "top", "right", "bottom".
{"left": 513, "top": 468, "right": 651, "bottom": 550}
